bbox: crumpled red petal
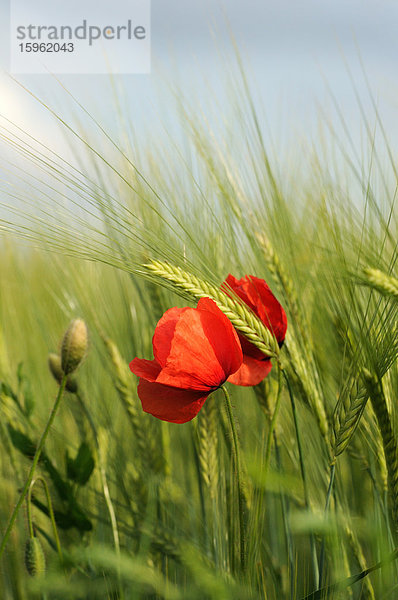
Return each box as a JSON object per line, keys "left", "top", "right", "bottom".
{"left": 152, "top": 307, "right": 188, "bottom": 367}
{"left": 137, "top": 379, "right": 209, "bottom": 423}
{"left": 227, "top": 354, "right": 272, "bottom": 386}
{"left": 156, "top": 299, "right": 242, "bottom": 390}
{"left": 225, "top": 274, "right": 287, "bottom": 343}
{"left": 196, "top": 298, "right": 242, "bottom": 376}
{"left": 129, "top": 357, "right": 161, "bottom": 381}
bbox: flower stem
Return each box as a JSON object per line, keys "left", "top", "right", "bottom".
{"left": 264, "top": 361, "right": 283, "bottom": 475}
{"left": 0, "top": 376, "right": 67, "bottom": 560}
{"left": 221, "top": 385, "right": 246, "bottom": 573}
{"left": 283, "top": 370, "right": 319, "bottom": 585}
{"left": 28, "top": 477, "right": 63, "bottom": 563}
{"left": 318, "top": 462, "right": 336, "bottom": 588}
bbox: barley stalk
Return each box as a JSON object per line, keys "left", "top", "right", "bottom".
{"left": 362, "top": 369, "right": 398, "bottom": 531}
{"left": 253, "top": 379, "right": 272, "bottom": 418}
{"left": 255, "top": 233, "right": 305, "bottom": 333}
{"left": 103, "top": 337, "right": 164, "bottom": 475}
{"left": 345, "top": 524, "right": 375, "bottom": 600}
{"left": 255, "top": 235, "right": 330, "bottom": 441}
{"left": 364, "top": 268, "right": 398, "bottom": 300}
{"left": 144, "top": 260, "right": 280, "bottom": 358}
{"left": 332, "top": 378, "right": 368, "bottom": 460}
{"left": 196, "top": 396, "right": 219, "bottom": 499}
{"left": 285, "top": 334, "right": 329, "bottom": 440}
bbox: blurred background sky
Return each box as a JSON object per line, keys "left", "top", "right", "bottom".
{"left": 1, "top": 0, "right": 398, "bottom": 159}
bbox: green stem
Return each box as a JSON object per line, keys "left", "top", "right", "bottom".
{"left": 283, "top": 370, "right": 319, "bottom": 585}
{"left": 0, "top": 376, "right": 67, "bottom": 560}
{"left": 301, "top": 546, "right": 398, "bottom": 600}
{"left": 76, "top": 392, "right": 122, "bottom": 597}
{"left": 28, "top": 477, "right": 63, "bottom": 563}
{"left": 221, "top": 385, "right": 246, "bottom": 573}
{"left": 318, "top": 462, "right": 336, "bottom": 588}
{"left": 264, "top": 362, "right": 283, "bottom": 475}
{"left": 76, "top": 393, "right": 121, "bottom": 560}
{"left": 26, "top": 488, "right": 34, "bottom": 539}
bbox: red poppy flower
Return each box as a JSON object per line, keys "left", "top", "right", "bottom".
{"left": 129, "top": 298, "right": 243, "bottom": 423}
{"left": 222, "top": 274, "right": 287, "bottom": 387}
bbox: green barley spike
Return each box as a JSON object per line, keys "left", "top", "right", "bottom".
{"left": 144, "top": 260, "right": 280, "bottom": 358}
{"left": 332, "top": 378, "right": 368, "bottom": 460}
{"left": 364, "top": 268, "right": 398, "bottom": 300}
{"left": 24, "top": 537, "right": 46, "bottom": 577}
{"left": 362, "top": 368, "right": 398, "bottom": 531}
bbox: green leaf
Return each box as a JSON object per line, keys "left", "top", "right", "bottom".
{"left": 7, "top": 424, "right": 37, "bottom": 458}
{"left": 16, "top": 362, "right": 25, "bottom": 387}
{"left": 66, "top": 442, "right": 95, "bottom": 486}
{"left": 1, "top": 382, "right": 18, "bottom": 403}
{"left": 42, "top": 456, "right": 73, "bottom": 502}
{"left": 31, "top": 497, "right": 92, "bottom": 532}
{"left": 23, "top": 384, "right": 35, "bottom": 418}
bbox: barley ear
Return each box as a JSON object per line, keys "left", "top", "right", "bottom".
{"left": 102, "top": 336, "right": 165, "bottom": 475}
{"left": 144, "top": 260, "right": 280, "bottom": 358}
{"left": 332, "top": 378, "right": 368, "bottom": 461}
{"left": 195, "top": 396, "right": 219, "bottom": 499}
{"left": 363, "top": 268, "right": 398, "bottom": 300}
{"left": 362, "top": 368, "right": 398, "bottom": 531}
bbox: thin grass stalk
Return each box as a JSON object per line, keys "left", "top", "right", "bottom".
{"left": 102, "top": 336, "right": 164, "bottom": 474}
{"left": 283, "top": 371, "right": 319, "bottom": 586}
{"left": 264, "top": 363, "right": 283, "bottom": 476}
{"left": 272, "top": 429, "right": 295, "bottom": 599}
{"left": 28, "top": 477, "right": 63, "bottom": 565}
{"left": 255, "top": 232, "right": 309, "bottom": 346}
{"left": 317, "top": 463, "right": 336, "bottom": 589}
{"left": 344, "top": 524, "right": 375, "bottom": 600}
{"left": 0, "top": 375, "right": 67, "bottom": 560}
{"left": 362, "top": 369, "right": 398, "bottom": 534}
{"left": 195, "top": 397, "right": 219, "bottom": 500}
{"left": 301, "top": 546, "right": 398, "bottom": 600}
{"left": 194, "top": 397, "right": 220, "bottom": 562}
{"left": 221, "top": 385, "right": 246, "bottom": 574}
{"left": 69, "top": 389, "right": 122, "bottom": 580}
{"left": 285, "top": 337, "right": 329, "bottom": 442}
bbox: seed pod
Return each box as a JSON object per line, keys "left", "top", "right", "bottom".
{"left": 61, "top": 319, "right": 88, "bottom": 375}
{"left": 25, "top": 537, "right": 46, "bottom": 577}
{"left": 48, "top": 353, "right": 78, "bottom": 393}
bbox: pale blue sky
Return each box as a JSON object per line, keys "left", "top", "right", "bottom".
{"left": 1, "top": 1, "right": 398, "bottom": 154}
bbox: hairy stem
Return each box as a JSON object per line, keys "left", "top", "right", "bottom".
{"left": 0, "top": 376, "right": 67, "bottom": 560}
{"left": 221, "top": 385, "right": 246, "bottom": 573}
{"left": 264, "top": 362, "right": 283, "bottom": 475}
{"left": 318, "top": 463, "right": 336, "bottom": 588}
{"left": 283, "top": 370, "right": 319, "bottom": 585}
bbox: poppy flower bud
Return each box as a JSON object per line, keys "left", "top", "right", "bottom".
{"left": 61, "top": 319, "right": 88, "bottom": 375}
{"left": 48, "top": 353, "right": 78, "bottom": 393}
{"left": 24, "top": 537, "right": 46, "bottom": 577}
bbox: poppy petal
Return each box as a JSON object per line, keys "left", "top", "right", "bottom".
{"left": 243, "top": 276, "right": 287, "bottom": 342}
{"left": 129, "top": 358, "right": 161, "bottom": 382}
{"left": 196, "top": 298, "right": 242, "bottom": 375}
{"left": 224, "top": 274, "right": 287, "bottom": 344}
{"left": 137, "top": 379, "right": 209, "bottom": 423}
{"left": 152, "top": 306, "right": 188, "bottom": 367}
{"left": 156, "top": 308, "right": 228, "bottom": 390}
{"left": 228, "top": 355, "right": 273, "bottom": 386}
